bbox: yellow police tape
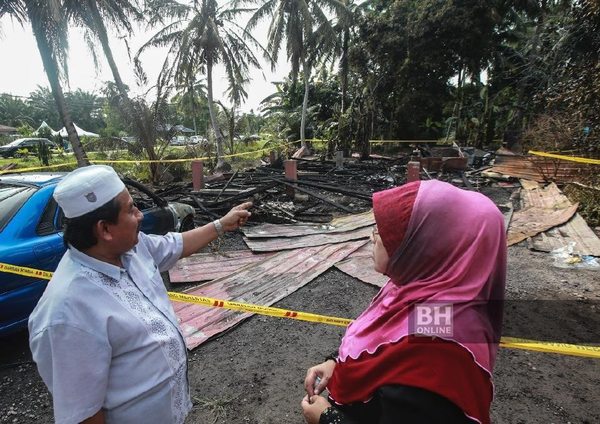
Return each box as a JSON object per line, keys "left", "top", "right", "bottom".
{"left": 168, "top": 292, "right": 352, "bottom": 327}
{"left": 0, "top": 161, "right": 78, "bottom": 175}
{"left": 499, "top": 337, "right": 600, "bottom": 358}
{"left": 2, "top": 261, "right": 599, "bottom": 359}
{"left": 0, "top": 141, "right": 300, "bottom": 174}
{"left": 0, "top": 262, "right": 54, "bottom": 280}
{"left": 529, "top": 150, "right": 600, "bottom": 165}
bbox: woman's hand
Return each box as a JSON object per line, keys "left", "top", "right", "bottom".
{"left": 304, "top": 359, "right": 336, "bottom": 397}
{"left": 301, "top": 395, "right": 331, "bottom": 424}
{"left": 219, "top": 202, "right": 252, "bottom": 231}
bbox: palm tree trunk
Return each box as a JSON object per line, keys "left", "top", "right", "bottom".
{"left": 300, "top": 56, "right": 310, "bottom": 150}
{"left": 88, "top": 1, "right": 161, "bottom": 180}
{"left": 340, "top": 28, "right": 349, "bottom": 113}
{"left": 30, "top": 22, "right": 88, "bottom": 167}
{"left": 228, "top": 105, "right": 235, "bottom": 155}
{"left": 206, "top": 59, "right": 225, "bottom": 166}
{"left": 88, "top": 1, "right": 127, "bottom": 96}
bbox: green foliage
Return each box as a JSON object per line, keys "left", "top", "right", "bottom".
{"left": 28, "top": 87, "right": 61, "bottom": 129}
{"left": 17, "top": 123, "right": 34, "bottom": 136}
{"left": 4, "top": 0, "right": 600, "bottom": 162}
{"left": 0, "top": 87, "right": 107, "bottom": 135}
{"left": 0, "top": 93, "right": 32, "bottom": 127}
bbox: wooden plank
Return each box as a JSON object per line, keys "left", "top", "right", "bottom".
{"left": 242, "top": 211, "right": 374, "bottom": 238}
{"left": 243, "top": 226, "right": 372, "bottom": 252}
{"left": 168, "top": 250, "right": 274, "bottom": 283}
{"left": 173, "top": 240, "right": 367, "bottom": 350}
{"left": 271, "top": 178, "right": 355, "bottom": 213}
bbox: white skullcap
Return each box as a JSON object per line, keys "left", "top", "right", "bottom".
{"left": 54, "top": 165, "right": 125, "bottom": 218}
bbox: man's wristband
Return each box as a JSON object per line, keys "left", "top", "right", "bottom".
{"left": 212, "top": 219, "right": 224, "bottom": 237}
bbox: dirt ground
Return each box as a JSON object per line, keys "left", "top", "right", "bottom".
{"left": 1, "top": 187, "right": 599, "bottom": 424}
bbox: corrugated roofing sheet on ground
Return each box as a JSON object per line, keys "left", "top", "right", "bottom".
{"left": 169, "top": 250, "right": 274, "bottom": 283}
{"left": 489, "top": 153, "right": 593, "bottom": 183}
{"left": 528, "top": 214, "right": 600, "bottom": 256}
{"left": 507, "top": 182, "right": 579, "bottom": 246}
{"left": 173, "top": 240, "right": 367, "bottom": 350}
{"left": 520, "top": 181, "right": 600, "bottom": 256}
{"left": 520, "top": 181, "right": 572, "bottom": 209}
{"left": 241, "top": 211, "right": 374, "bottom": 238}
{"left": 243, "top": 226, "right": 372, "bottom": 252}
{"left": 334, "top": 244, "right": 389, "bottom": 287}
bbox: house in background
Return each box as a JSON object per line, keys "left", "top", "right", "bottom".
{"left": 0, "top": 125, "right": 17, "bottom": 136}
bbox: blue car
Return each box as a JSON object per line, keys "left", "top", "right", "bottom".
{"left": 0, "top": 172, "right": 195, "bottom": 336}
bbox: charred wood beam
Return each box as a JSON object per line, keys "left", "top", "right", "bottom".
{"left": 122, "top": 177, "right": 168, "bottom": 208}
{"left": 293, "top": 201, "right": 320, "bottom": 215}
{"left": 259, "top": 202, "right": 296, "bottom": 219}
{"left": 288, "top": 178, "right": 373, "bottom": 202}
{"left": 190, "top": 195, "right": 221, "bottom": 219}
{"left": 194, "top": 189, "right": 248, "bottom": 195}
{"left": 203, "top": 181, "right": 279, "bottom": 208}
{"left": 215, "top": 170, "right": 239, "bottom": 202}
{"left": 269, "top": 178, "right": 355, "bottom": 213}
{"left": 460, "top": 172, "right": 475, "bottom": 191}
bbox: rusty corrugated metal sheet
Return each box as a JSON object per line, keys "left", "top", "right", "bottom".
{"left": 169, "top": 250, "right": 274, "bottom": 283}
{"left": 334, "top": 244, "right": 389, "bottom": 287}
{"left": 520, "top": 182, "right": 572, "bottom": 208}
{"left": 528, "top": 214, "right": 600, "bottom": 256}
{"left": 242, "top": 211, "right": 374, "bottom": 238}
{"left": 507, "top": 182, "right": 579, "bottom": 246}
{"left": 489, "top": 153, "right": 592, "bottom": 183}
{"left": 173, "top": 240, "right": 367, "bottom": 350}
{"left": 507, "top": 204, "right": 578, "bottom": 246}
{"left": 520, "top": 182, "right": 600, "bottom": 256}
{"left": 243, "top": 226, "right": 372, "bottom": 252}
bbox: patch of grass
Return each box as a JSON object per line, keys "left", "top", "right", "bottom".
{"left": 564, "top": 182, "right": 600, "bottom": 227}
{"left": 193, "top": 395, "right": 239, "bottom": 424}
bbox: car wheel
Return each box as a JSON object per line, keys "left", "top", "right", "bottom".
{"left": 180, "top": 215, "right": 195, "bottom": 232}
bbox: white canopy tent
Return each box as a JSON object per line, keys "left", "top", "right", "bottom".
{"left": 33, "top": 121, "right": 58, "bottom": 136}
{"left": 58, "top": 123, "right": 99, "bottom": 138}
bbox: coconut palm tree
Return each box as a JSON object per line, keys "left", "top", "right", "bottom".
{"left": 173, "top": 78, "right": 207, "bottom": 136}
{"left": 244, "top": 0, "right": 348, "bottom": 151}
{"left": 139, "top": 0, "right": 268, "bottom": 169}
{"left": 1, "top": 0, "right": 89, "bottom": 166}
{"left": 61, "top": 0, "right": 175, "bottom": 180}
{"left": 63, "top": 0, "right": 143, "bottom": 102}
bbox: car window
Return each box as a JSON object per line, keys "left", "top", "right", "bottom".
{"left": 37, "top": 197, "right": 62, "bottom": 236}
{"left": 0, "top": 183, "right": 38, "bottom": 232}
{"left": 3, "top": 139, "right": 22, "bottom": 147}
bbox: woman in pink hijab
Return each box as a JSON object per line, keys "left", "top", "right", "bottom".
{"left": 301, "top": 180, "right": 506, "bottom": 424}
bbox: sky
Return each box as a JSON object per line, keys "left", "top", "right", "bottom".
{"left": 0, "top": 13, "right": 290, "bottom": 114}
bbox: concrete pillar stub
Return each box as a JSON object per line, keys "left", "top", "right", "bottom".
{"left": 284, "top": 159, "right": 297, "bottom": 198}
{"left": 407, "top": 161, "right": 421, "bottom": 182}
{"left": 335, "top": 150, "right": 344, "bottom": 169}
{"left": 192, "top": 160, "right": 204, "bottom": 191}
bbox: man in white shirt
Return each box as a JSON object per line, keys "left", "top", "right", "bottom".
{"left": 29, "top": 165, "right": 251, "bottom": 424}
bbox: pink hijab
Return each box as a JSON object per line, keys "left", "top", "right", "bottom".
{"left": 338, "top": 180, "right": 506, "bottom": 375}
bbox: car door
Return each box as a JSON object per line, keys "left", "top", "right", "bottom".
{"left": 0, "top": 184, "right": 64, "bottom": 335}
{"left": 33, "top": 195, "right": 66, "bottom": 269}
